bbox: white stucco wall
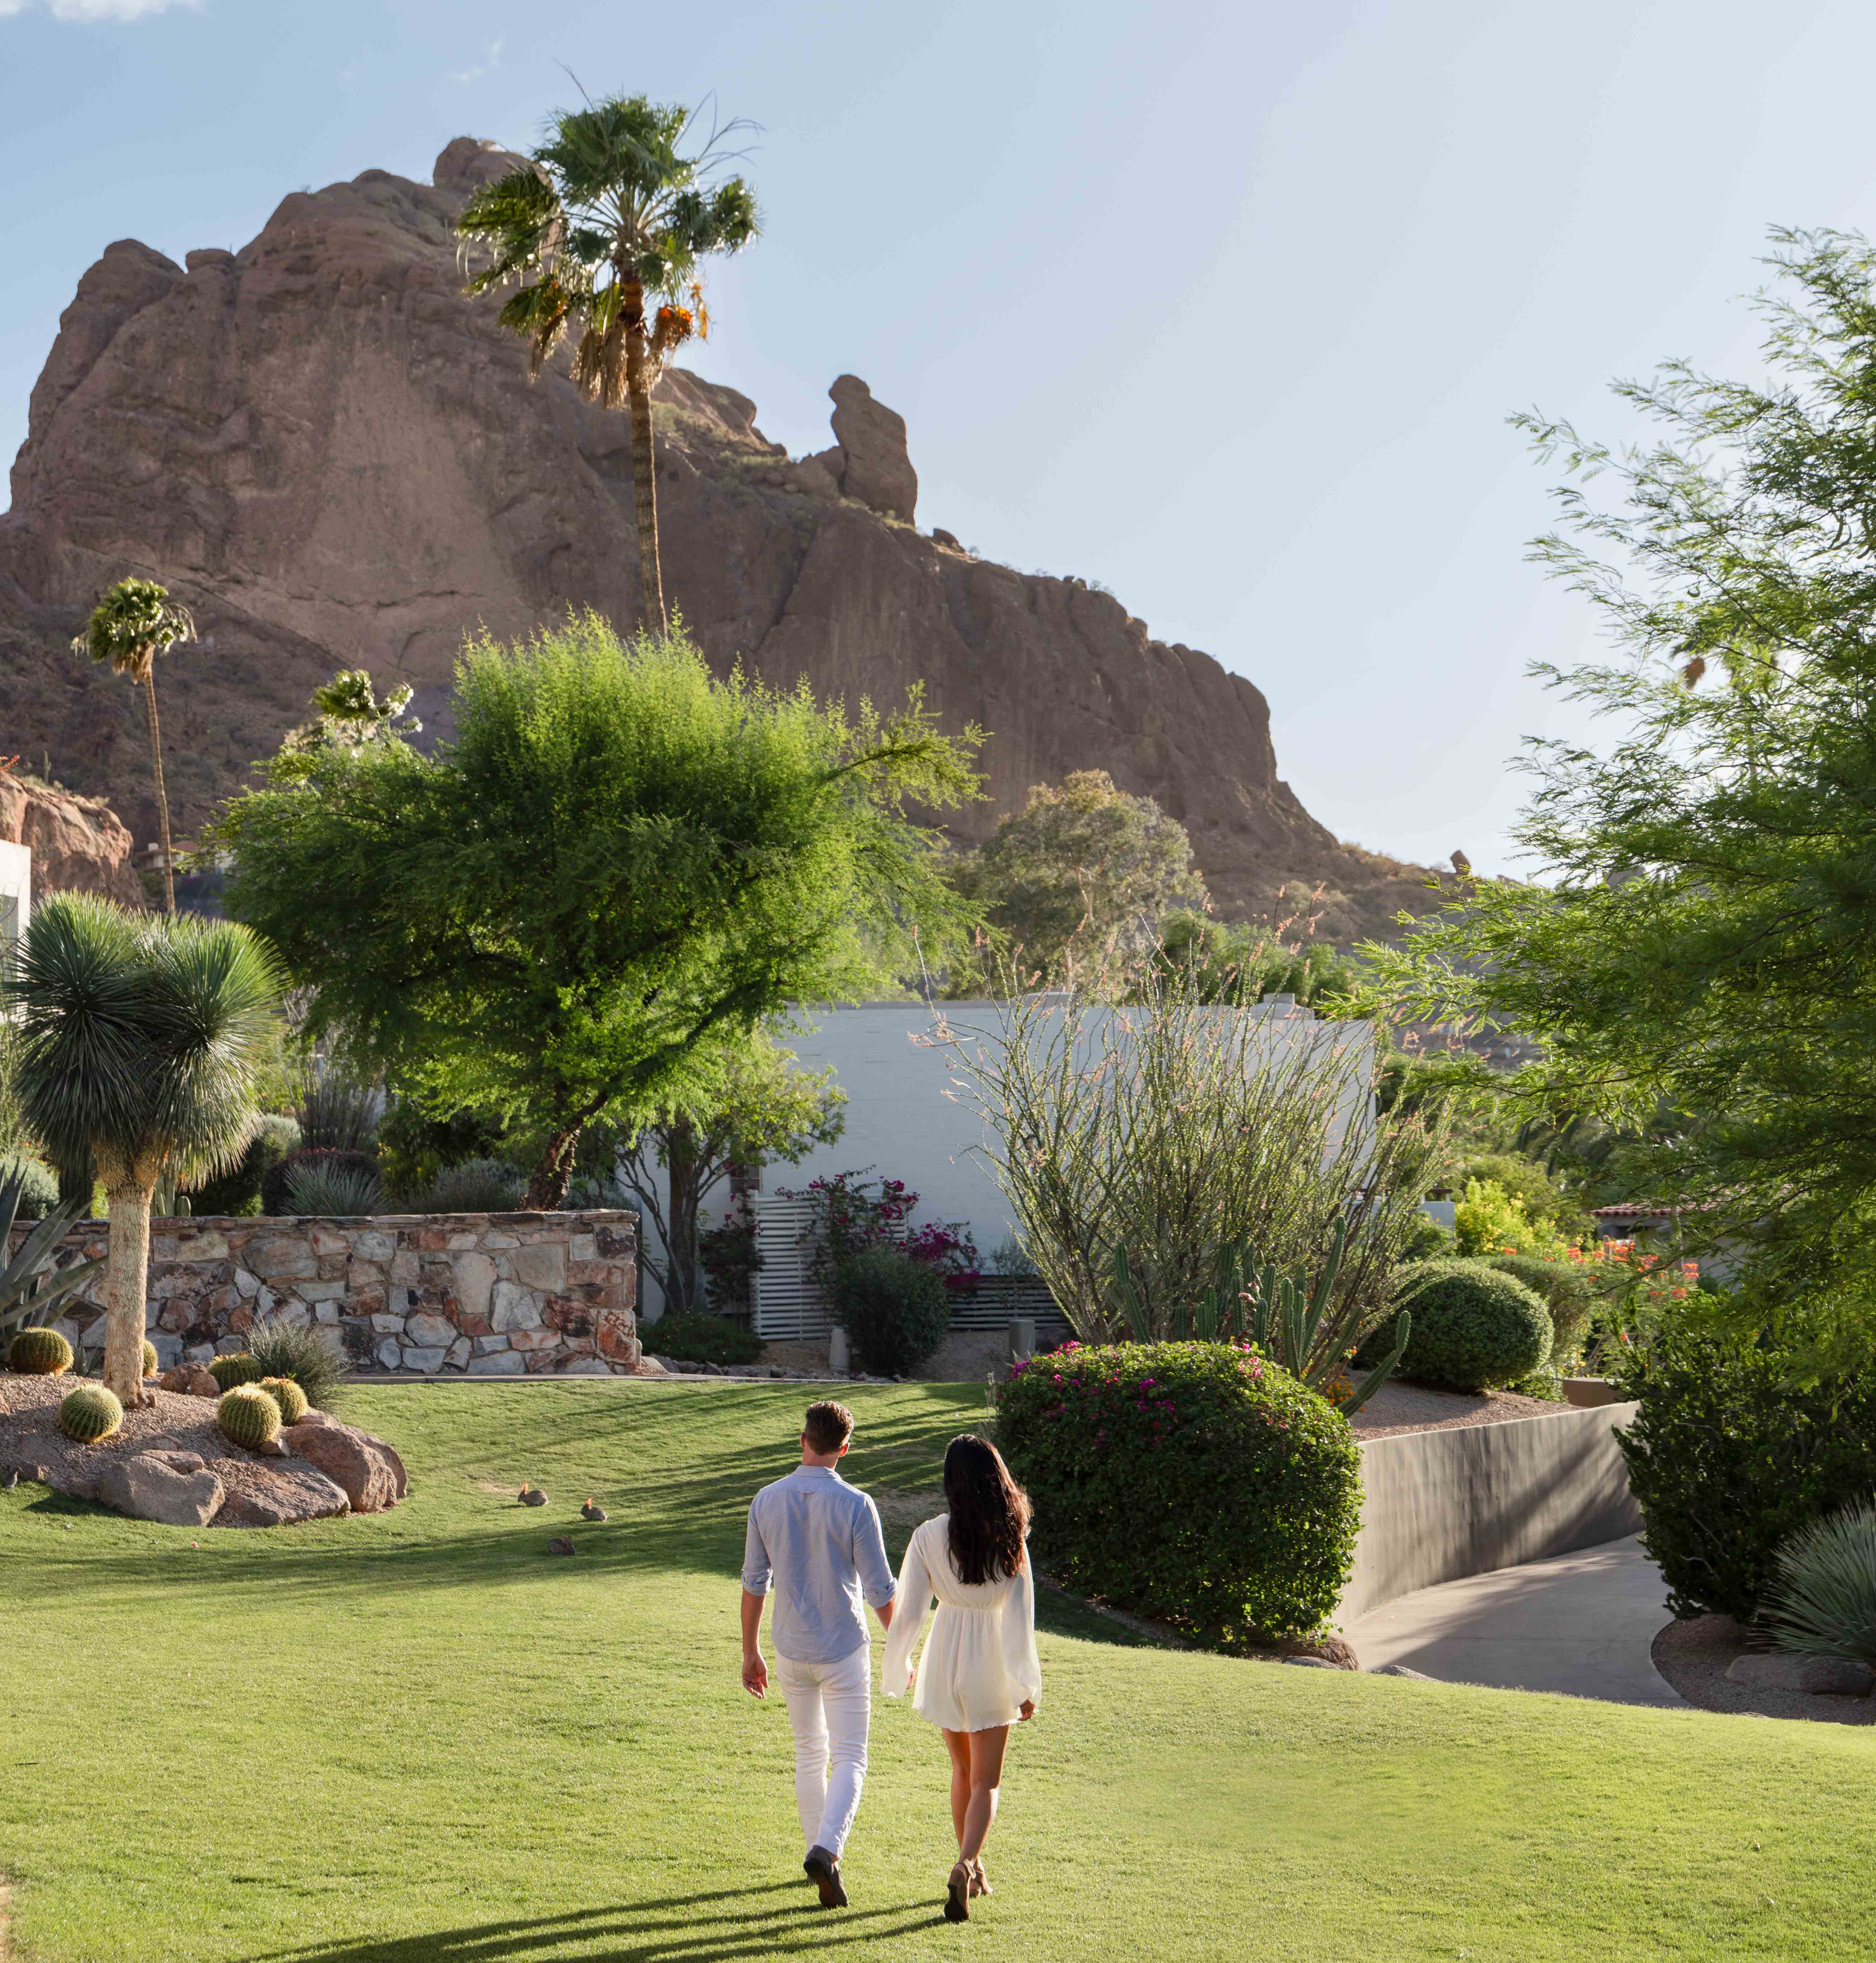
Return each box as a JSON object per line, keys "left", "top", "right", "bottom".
{"left": 0, "top": 840, "right": 29, "bottom": 982}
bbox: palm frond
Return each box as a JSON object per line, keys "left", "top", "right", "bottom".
{"left": 70, "top": 577, "right": 195, "bottom": 680}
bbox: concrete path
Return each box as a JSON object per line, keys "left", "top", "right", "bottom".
{"left": 1344, "top": 1534, "right": 1685, "bottom": 1706}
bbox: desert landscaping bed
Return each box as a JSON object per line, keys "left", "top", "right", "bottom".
{"left": 1653, "top": 1614, "right": 1876, "bottom": 1726}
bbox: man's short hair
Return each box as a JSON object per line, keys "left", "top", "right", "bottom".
{"left": 803, "top": 1401, "right": 855, "bottom": 1455}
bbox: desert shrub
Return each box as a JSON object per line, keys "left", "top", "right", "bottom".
{"left": 1764, "top": 1504, "right": 1876, "bottom": 1664}
{"left": 645, "top": 1309, "right": 762, "bottom": 1366}
{"left": 1453, "top": 1178, "right": 1571, "bottom": 1260}
{"left": 185, "top": 1114, "right": 300, "bottom": 1217}
{"left": 1486, "top": 1253, "right": 1604, "bottom": 1363}
{"left": 998, "top": 1339, "right": 1362, "bottom": 1645}
{"left": 1615, "top": 1325, "right": 1876, "bottom": 1620}
{"left": 263, "top": 1147, "right": 380, "bottom": 1216}
{"left": 0, "top": 1154, "right": 60, "bottom": 1219}
{"left": 217, "top": 1384, "right": 283, "bottom": 1448}
{"left": 834, "top": 1245, "right": 950, "bottom": 1375}
{"left": 407, "top": 1157, "right": 524, "bottom": 1213}
{"left": 242, "top": 1318, "right": 346, "bottom": 1411}
{"left": 59, "top": 1383, "right": 122, "bottom": 1443}
{"left": 208, "top": 1352, "right": 267, "bottom": 1389}
{"left": 8, "top": 1327, "right": 73, "bottom": 1376}
{"left": 1364, "top": 1260, "right": 1551, "bottom": 1392}
{"left": 294, "top": 1075, "right": 380, "bottom": 1152}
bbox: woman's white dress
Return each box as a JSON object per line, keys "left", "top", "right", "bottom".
{"left": 883, "top": 1515, "right": 1043, "bottom": 1732}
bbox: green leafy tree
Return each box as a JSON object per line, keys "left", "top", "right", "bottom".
{"left": 1151, "top": 909, "right": 1367, "bottom": 1012}
{"left": 1372, "top": 229, "right": 1876, "bottom": 1358}
{"left": 947, "top": 770, "right": 1208, "bottom": 996}
{"left": 215, "top": 614, "right": 981, "bottom": 1208}
{"left": 457, "top": 94, "right": 758, "bottom": 633}
{"left": 6, "top": 896, "right": 281, "bottom": 1403}
{"left": 617, "top": 1028, "right": 846, "bottom": 1316}
{"left": 282, "top": 670, "right": 422, "bottom": 759}
{"left": 71, "top": 577, "right": 195, "bottom": 913}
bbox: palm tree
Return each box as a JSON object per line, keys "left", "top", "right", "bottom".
{"left": 7, "top": 896, "right": 282, "bottom": 1405}
{"left": 457, "top": 94, "right": 759, "bottom": 633}
{"left": 71, "top": 578, "right": 196, "bottom": 913}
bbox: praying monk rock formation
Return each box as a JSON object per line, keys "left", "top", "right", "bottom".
{"left": 0, "top": 135, "right": 1442, "bottom": 935}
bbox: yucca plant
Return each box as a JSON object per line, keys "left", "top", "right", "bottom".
{"left": 70, "top": 577, "right": 195, "bottom": 914}
{"left": 242, "top": 1317, "right": 346, "bottom": 1411}
{"left": 7, "top": 896, "right": 282, "bottom": 1405}
{"left": 458, "top": 94, "right": 758, "bottom": 632}
{"left": 283, "top": 1161, "right": 383, "bottom": 1217}
{"left": 1764, "top": 1504, "right": 1876, "bottom": 1665}
{"left": 0, "top": 1167, "right": 105, "bottom": 1346}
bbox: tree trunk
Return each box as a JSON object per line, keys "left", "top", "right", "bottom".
{"left": 141, "top": 667, "right": 176, "bottom": 914}
{"left": 102, "top": 1182, "right": 153, "bottom": 1407}
{"left": 622, "top": 287, "right": 668, "bottom": 637}
{"left": 524, "top": 1124, "right": 584, "bottom": 1211}
{"left": 666, "top": 1115, "right": 701, "bottom": 1316}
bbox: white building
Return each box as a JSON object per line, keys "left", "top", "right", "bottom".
{"left": 0, "top": 839, "right": 29, "bottom": 980}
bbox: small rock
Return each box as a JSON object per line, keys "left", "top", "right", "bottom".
{"left": 580, "top": 1498, "right": 607, "bottom": 1522}
{"left": 931, "top": 527, "right": 960, "bottom": 548}
{"left": 520, "top": 1485, "right": 548, "bottom": 1506}
{"left": 1800, "top": 1656, "right": 1875, "bottom": 1697}
{"left": 159, "top": 1363, "right": 221, "bottom": 1399}
{"left": 255, "top": 1437, "right": 289, "bottom": 1457}
{"left": 1372, "top": 1664, "right": 1436, "bottom": 1681}
{"left": 1282, "top": 1656, "right": 1341, "bottom": 1669}
{"left": 546, "top": 1536, "right": 576, "bottom": 1556}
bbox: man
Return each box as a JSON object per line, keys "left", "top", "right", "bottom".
{"left": 741, "top": 1400, "right": 896, "bottom": 1910}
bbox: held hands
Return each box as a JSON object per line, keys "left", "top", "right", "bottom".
{"left": 742, "top": 1650, "right": 769, "bottom": 1699}
{"left": 1019, "top": 1701, "right": 1035, "bottom": 1722}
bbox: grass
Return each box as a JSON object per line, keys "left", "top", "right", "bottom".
{"left": 1, "top": 1379, "right": 1873, "bottom": 1961}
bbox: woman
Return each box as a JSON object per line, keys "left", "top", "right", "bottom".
{"left": 883, "top": 1432, "right": 1041, "bottom": 1924}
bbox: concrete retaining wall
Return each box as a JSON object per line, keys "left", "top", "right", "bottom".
{"left": 1340, "top": 1403, "right": 1642, "bottom": 1621}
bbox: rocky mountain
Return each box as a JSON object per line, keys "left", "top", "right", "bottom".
{"left": 0, "top": 773, "right": 141, "bottom": 905}
{"left": 0, "top": 135, "right": 1444, "bottom": 936}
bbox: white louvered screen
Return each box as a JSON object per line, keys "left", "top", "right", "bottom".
{"left": 751, "top": 1195, "right": 831, "bottom": 1342}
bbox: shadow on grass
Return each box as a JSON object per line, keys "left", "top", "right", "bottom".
{"left": 240, "top": 1883, "right": 949, "bottom": 1962}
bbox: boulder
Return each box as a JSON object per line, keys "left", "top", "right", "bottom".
{"left": 94, "top": 1454, "right": 224, "bottom": 1527}
{"left": 825, "top": 375, "right": 918, "bottom": 523}
{"left": 1724, "top": 1652, "right": 1875, "bottom": 1695}
{"left": 158, "top": 1363, "right": 221, "bottom": 1399}
{"left": 283, "top": 1411, "right": 407, "bottom": 1511}
{"left": 214, "top": 1462, "right": 351, "bottom": 1528}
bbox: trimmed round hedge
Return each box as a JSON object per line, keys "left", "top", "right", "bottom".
{"left": 834, "top": 1245, "right": 950, "bottom": 1376}
{"left": 997, "top": 1340, "right": 1362, "bottom": 1645}
{"left": 1485, "top": 1253, "right": 1603, "bottom": 1362}
{"left": 1365, "top": 1259, "right": 1552, "bottom": 1392}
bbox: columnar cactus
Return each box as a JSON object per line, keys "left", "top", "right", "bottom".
{"left": 259, "top": 1375, "right": 309, "bottom": 1425}
{"left": 7, "top": 1327, "right": 74, "bottom": 1376}
{"left": 59, "top": 1383, "right": 124, "bottom": 1443}
{"left": 208, "top": 1352, "right": 267, "bottom": 1390}
{"left": 142, "top": 1338, "right": 159, "bottom": 1379}
{"left": 216, "top": 1384, "right": 283, "bottom": 1449}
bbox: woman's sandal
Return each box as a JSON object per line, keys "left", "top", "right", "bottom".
{"left": 945, "top": 1862, "right": 972, "bottom": 1923}
{"left": 969, "top": 1859, "right": 992, "bottom": 1898}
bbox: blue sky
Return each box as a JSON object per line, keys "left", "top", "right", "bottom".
{"left": 5, "top": 0, "right": 1875, "bottom": 877}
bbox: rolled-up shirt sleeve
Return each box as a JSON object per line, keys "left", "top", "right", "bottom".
{"left": 855, "top": 1494, "right": 896, "bottom": 1610}
{"left": 741, "top": 1498, "right": 772, "bottom": 1596}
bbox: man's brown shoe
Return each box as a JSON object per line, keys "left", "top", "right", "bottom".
{"left": 804, "top": 1846, "right": 848, "bottom": 1909}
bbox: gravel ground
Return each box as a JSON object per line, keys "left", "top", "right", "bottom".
{"left": 1349, "top": 1380, "right": 1568, "bottom": 1439}
{"left": 0, "top": 1370, "right": 331, "bottom": 1525}
{"left": 1652, "top": 1613, "right": 1876, "bottom": 1726}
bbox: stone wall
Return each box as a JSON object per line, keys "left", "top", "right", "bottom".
{"left": 20, "top": 1211, "right": 640, "bottom": 1377}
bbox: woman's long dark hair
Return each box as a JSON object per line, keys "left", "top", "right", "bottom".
{"left": 943, "top": 1434, "right": 1031, "bottom": 1585}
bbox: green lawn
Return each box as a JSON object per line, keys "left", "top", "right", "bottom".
{"left": 2, "top": 1380, "right": 1873, "bottom": 1962}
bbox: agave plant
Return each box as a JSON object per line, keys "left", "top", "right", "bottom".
{"left": 1112, "top": 1216, "right": 1411, "bottom": 1417}
{"left": 1765, "top": 1504, "right": 1876, "bottom": 1665}
{"left": 0, "top": 1168, "right": 105, "bottom": 1344}
{"left": 283, "top": 1161, "right": 383, "bottom": 1217}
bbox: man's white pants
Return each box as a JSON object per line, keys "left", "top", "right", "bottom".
{"left": 774, "top": 1646, "right": 872, "bottom": 1858}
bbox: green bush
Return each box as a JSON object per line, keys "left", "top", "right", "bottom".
{"left": 1615, "top": 1325, "right": 1876, "bottom": 1620}
{"left": 0, "top": 1154, "right": 60, "bottom": 1219}
{"left": 259, "top": 1374, "right": 310, "bottom": 1424}
{"left": 283, "top": 1157, "right": 382, "bottom": 1217}
{"left": 242, "top": 1318, "right": 346, "bottom": 1411}
{"left": 833, "top": 1245, "right": 950, "bottom": 1376}
{"left": 998, "top": 1340, "right": 1362, "bottom": 1644}
{"left": 407, "top": 1157, "right": 525, "bottom": 1213}
{"left": 1765, "top": 1504, "right": 1876, "bottom": 1664}
{"left": 208, "top": 1352, "right": 268, "bottom": 1390}
{"left": 8, "top": 1327, "right": 73, "bottom": 1376}
{"left": 59, "top": 1383, "right": 122, "bottom": 1443}
{"left": 645, "top": 1309, "right": 762, "bottom": 1366}
{"left": 1364, "top": 1259, "right": 1551, "bottom": 1392}
{"left": 185, "top": 1114, "right": 300, "bottom": 1217}
{"left": 1486, "top": 1253, "right": 1602, "bottom": 1362}
{"left": 262, "top": 1148, "right": 379, "bottom": 1217}
{"left": 217, "top": 1384, "right": 283, "bottom": 1449}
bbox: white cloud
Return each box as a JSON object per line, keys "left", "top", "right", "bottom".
{"left": 451, "top": 35, "right": 502, "bottom": 85}
{"left": 3, "top": 0, "right": 204, "bottom": 21}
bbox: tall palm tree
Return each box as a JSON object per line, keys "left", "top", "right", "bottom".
{"left": 457, "top": 94, "right": 759, "bottom": 633}
{"left": 7, "top": 896, "right": 282, "bottom": 1405}
{"left": 71, "top": 577, "right": 196, "bottom": 913}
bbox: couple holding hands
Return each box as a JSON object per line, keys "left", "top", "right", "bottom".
{"left": 740, "top": 1400, "right": 1040, "bottom": 1925}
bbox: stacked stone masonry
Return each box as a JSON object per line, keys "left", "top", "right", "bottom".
{"left": 20, "top": 1211, "right": 640, "bottom": 1377}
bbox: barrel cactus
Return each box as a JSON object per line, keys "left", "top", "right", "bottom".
{"left": 208, "top": 1352, "right": 267, "bottom": 1390}
{"left": 217, "top": 1384, "right": 283, "bottom": 1449}
{"left": 8, "top": 1327, "right": 74, "bottom": 1376}
{"left": 259, "top": 1375, "right": 309, "bottom": 1425}
{"left": 59, "top": 1383, "right": 123, "bottom": 1444}
{"left": 142, "top": 1338, "right": 159, "bottom": 1379}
